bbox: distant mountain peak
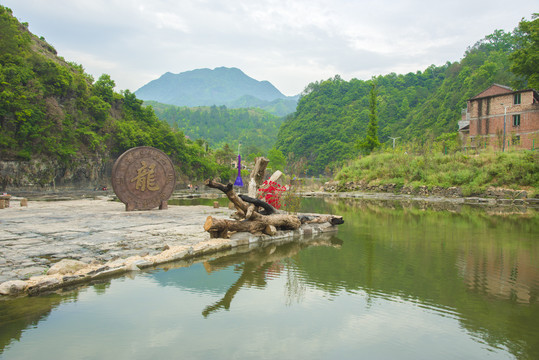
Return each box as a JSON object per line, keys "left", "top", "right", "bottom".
{"left": 135, "top": 67, "right": 295, "bottom": 111}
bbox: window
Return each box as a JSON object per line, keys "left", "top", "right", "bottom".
{"left": 512, "top": 135, "right": 520, "bottom": 146}
{"left": 514, "top": 93, "right": 521, "bottom": 105}
{"left": 513, "top": 114, "right": 521, "bottom": 127}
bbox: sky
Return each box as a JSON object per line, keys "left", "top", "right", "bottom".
{"left": 2, "top": 0, "right": 537, "bottom": 96}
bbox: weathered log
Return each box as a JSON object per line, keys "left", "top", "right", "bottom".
{"left": 204, "top": 216, "right": 266, "bottom": 238}
{"left": 248, "top": 157, "right": 270, "bottom": 197}
{"left": 268, "top": 170, "right": 283, "bottom": 183}
{"left": 239, "top": 194, "right": 277, "bottom": 215}
{"left": 265, "top": 225, "right": 277, "bottom": 236}
{"left": 245, "top": 204, "right": 256, "bottom": 219}
{"left": 261, "top": 214, "right": 302, "bottom": 229}
{"left": 205, "top": 179, "right": 248, "bottom": 213}
{"left": 298, "top": 214, "right": 344, "bottom": 225}
{"left": 205, "top": 179, "right": 281, "bottom": 222}
{"left": 204, "top": 215, "right": 298, "bottom": 238}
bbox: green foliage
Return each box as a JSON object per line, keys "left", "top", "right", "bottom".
{"left": 148, "top": 101, "right": 284, "bottom": 158}
{"left": 510, "top": 14, "right": 539, "bottom": 89}
{"left": 0, "top": 6, "right": 227, "bottom": 181}
{"left": 93, "top": 74, "right": 115, "bottom": 103}
{"left": 267, "top": 147, "right": 286, "bottom": 172}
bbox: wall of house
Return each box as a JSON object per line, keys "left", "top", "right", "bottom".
{"left": 467, "top": 91, "right": 539, "bottom": 150}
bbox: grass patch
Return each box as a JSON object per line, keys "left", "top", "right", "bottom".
{"left": 336, "top": 150, "right": 538, "bottom": 192}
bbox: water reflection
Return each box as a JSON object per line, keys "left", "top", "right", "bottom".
{"left": 0, "top": 198, "right": 538, "bottom": 359}
{"left": 457, "top": 244, "right": 539, "bottom": 304}
{"left": 199, "top": 235, "right": 342, "bottom": 317}
{"left": 298, "top": 198, "right": 539, "bottom": 359}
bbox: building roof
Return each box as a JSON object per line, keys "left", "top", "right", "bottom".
{"left": 470, "top": 84, "right": 513, "bottom": 100}
{"left": 469, "top": 84, "right": 539, "bottom": 102}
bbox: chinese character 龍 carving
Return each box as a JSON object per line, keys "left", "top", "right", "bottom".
{"left": 130, "top": 161, "right": 160, "bottom": 192}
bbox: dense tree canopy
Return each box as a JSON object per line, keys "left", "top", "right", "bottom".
{"left": 148, "top": 101, "right": 285, "bottom": 158}
{"left": 357, "top": 80, "right": 381, "bottom": 154}
{"left": 510, "top": 14, "right": 539, "bottom": 89}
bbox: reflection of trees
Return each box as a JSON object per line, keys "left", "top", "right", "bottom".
{"left": 0, "top": 290, "right": 82, "bottom": 354}
{"left": 202, "top": 234, "right": 342, "bottom": 317}
{"left": 0, "top": 278, "right": 116, "bottom": 355}
{"left": 202, "top": 262, "right": 272, "bottom": 317}
{"left": 296, "top": 197, "right": 539, "bottom": 360}
{"left": 284, "top": 259, "right": 306, "bottom": 306}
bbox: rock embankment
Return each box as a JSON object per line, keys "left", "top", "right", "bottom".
{"left": 323, "top": 181, "right": 531, "bottom": 201}
{"left": 0, "top": 196, "right": 338, "bottom": 297}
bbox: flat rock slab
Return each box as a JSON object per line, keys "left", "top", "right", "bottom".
{"left": 0, "top": 196, "right": 233, "bottom": 283}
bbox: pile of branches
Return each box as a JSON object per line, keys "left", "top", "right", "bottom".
{"left": 203, "top": 157, "right": 343, "bottom": 239}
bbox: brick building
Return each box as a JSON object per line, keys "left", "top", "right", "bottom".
{"left": 459, "top": 84, "right": 539, "bottom": 150}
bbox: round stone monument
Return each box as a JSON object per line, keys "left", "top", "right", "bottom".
{"left": 112, "top": 146, "right": 176, "bottom": 211}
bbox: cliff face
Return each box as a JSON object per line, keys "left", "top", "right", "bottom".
{"left": 0, "top": 156, "right": 113, "bottom": 191}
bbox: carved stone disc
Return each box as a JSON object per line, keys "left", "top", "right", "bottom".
{"left": 112, "top": 146, "right": 176, "bottom": 211}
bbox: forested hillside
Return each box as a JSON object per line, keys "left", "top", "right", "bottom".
{"left": 276, "top": 29, "right": 522, "bottom": 175}
{"left": 0, "top": 6, "right": 230, "bottom": 188}
{"left": 147, "top": 101, "right": 284, "bottom": 156}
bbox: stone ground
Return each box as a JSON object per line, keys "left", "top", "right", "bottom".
{"left": 0, "top": 196, "right": 233, "bottom": 283}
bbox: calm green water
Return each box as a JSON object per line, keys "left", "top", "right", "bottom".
{"left": 1, "top": 198, "right": 538, "bottom": 359}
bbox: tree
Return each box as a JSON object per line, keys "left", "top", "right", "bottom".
{"left": 214, "top": 143, "right": 235, "bottom": 165}
{"left": 510, "top": 14, "right": 539, "bottom": 89}
{"left": 93, "top": 74, "right": 115, "bottom": 103}
{"left": 268, "top": 147, "right": 286, "bottom": 171}
{"left": 358, "top": 79, "right": 381, "bottom": 154}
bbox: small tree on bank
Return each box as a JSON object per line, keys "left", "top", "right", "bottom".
{"left": 357, "top": 79, "right": 381, "bottom": 154}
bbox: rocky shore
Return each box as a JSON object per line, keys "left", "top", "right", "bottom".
{"left": 322, "top": 181, "right": 538, "bottom": 206}
{"left": 0, "top": 195, "right": 338, "bottom": 297}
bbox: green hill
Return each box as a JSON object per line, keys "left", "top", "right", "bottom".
{"left": 275, "top": 29, "right": 523, "bottom": 175}
{"left": 146, "top": 101, "right": 284, "bottom": 156}
{"left": 0, "top": 6, "right": 230, "bottom": 189}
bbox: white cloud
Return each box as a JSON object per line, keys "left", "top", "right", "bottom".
{"left": 2, "top": 0, "right": 537, "bottom": 96}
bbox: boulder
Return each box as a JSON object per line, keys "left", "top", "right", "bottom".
{"left": 47, "top": 259, "right": 88, "bottom": 275}
{"left": 27, "top": 276, "right": 61, "bottom": 295}
{"left": 0, "top": 280, "right": 28, "bottom": 296}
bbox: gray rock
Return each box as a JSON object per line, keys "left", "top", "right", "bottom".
{"left": 0, "top": 280, "right": 28, "bottom": 296}
{"left": 27, "top": 276, "right": 61, "bottom": 295}
{"left": 14, "top": 266, "right": 47, "bottom": 278}
{"left": 47, "top": 259, "right": 88, "bottom": 275}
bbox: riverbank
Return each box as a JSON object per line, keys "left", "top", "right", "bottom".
{"left": 0, "top": 196, "right": 338, "bottom": 297}
{"left": 321, "top": 181, "right": 539, "bottom": 207}
{"left": 333, "top": 151, "right": 539, "bottom": 198}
